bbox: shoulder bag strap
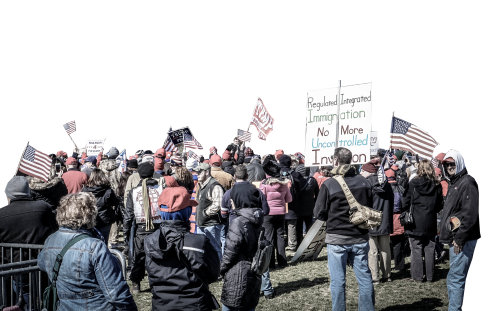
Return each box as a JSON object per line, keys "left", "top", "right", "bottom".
{"left": 51, "top": 234, "right": 91, "bottom": 283}
{"left": 332, "top": 175, "right": 361, "bottom": 212}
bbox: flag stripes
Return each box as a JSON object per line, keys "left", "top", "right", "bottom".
{"left": 63, "top": 121, "right": 76, "bottom": 135}
{"left": 18, "top": 145, "right": 52, "bottom": 182}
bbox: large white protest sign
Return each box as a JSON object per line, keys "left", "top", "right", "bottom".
{"left": 86, "top": 139, "right": 105, "bottom": 157}
{"left": 291, "top": 220, "right": 326, "bottom": 262}
{"left": 305, "top": 83, "right": 372, "bottom": 166}
{"left": 370, "top": 131, "right": 378, "bottom": 156}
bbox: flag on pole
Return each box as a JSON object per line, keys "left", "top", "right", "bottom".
{"left": 18, "top": 145, "right": 52, "bottom": 182}
{"left": 390, "top": 116, "right": 438, "bottom": 159}
{"left": 116, "top": 149, "right": 127, "bottom": 173}
{"left": 250, "top": 98, "right": 275, "bottom": 140}
{"left": 63, "top": 121, "right": 76, "bottom": 135}
{"left": 183, "top": 132, "right": 203, "bottom": 150}
{"left": 237, "top": 129, "right": 251, "bottom": 142}
{"left": 187, "top": 150, "right": 200, "bottom": 161}
{"left": 377, "top": 150, "right": 390, "bottom": 186}
{"left": 163, "top": 127, "right": 179, "bottom": 153}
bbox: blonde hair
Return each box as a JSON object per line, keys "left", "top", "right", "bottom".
{"left": 176, "top": 166, "right": 194, "bottom": 185}
{"left": 56, "top": 193, "right": 98, "bottom": 229}
{"left": 416, "top": 159, "right": 440, "bottom": 185}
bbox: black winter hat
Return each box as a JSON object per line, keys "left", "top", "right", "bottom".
{"left": 128, "top": 159, "right": 138, "bottom": 169}
{"left": 144, "top": 150, "right": 154, "bottom": 155}
{"left": 137, "top": 162, "right": 154, "bottom": 178}
{"left": 262, "top": 156, "right": 281, "bottom": 178}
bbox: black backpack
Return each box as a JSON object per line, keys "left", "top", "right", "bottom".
{"left": 392, "top": 167, "right": 409, "bottom": 194}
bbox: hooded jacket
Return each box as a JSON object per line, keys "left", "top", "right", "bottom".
{"left": 81, "top": 185, "right": 120, "bottom": 228}
{"left": 439, "top": 150, "right": 480, "bottom": 245}
{"left": 402, "top": 176, "right": 443, "bottom": 237}
{"left": 366, "top": 175, "right": 394, "bottom": 236}
{"left": 29, "top": 177, "right": 68, "bottom": 212}
{"left": 293, "top": 169, "right": 319, "bottom": 217}
{"left": 246, "top": 158, "right": 266, "bottom": 183}
{"left": 222, "top": 161, "right": 236, "bottom": 176}
{"left": 220, "top": 208, "right": 263, "bottom": 309}
{"left": 98, "top": 159, "right": 122, "bottom": 192}
{"left": 259, "top": 177, "right": 292, "bottom": 215}
{"left": 145, "top": 220, "right": 220, "bottom": 311}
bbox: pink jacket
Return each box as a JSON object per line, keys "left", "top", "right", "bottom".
{"left": 260, "top": 177, "right": 292, "bottom": 215}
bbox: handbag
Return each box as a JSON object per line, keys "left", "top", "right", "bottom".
{"left": 399, "top": 189, "right": 415, "bottom": 227}
{"left": 332, "top": 175, "right": 383, "bottom": 229}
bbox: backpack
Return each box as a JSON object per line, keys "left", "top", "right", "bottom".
{"left": 392, "top": 167, "right": 409, "bottom": 194}
{"left": 251, "top": 230, "right": 273, "bottom": 275}
{"left": 42, "top": 234, "right": 90, "bottom": 311}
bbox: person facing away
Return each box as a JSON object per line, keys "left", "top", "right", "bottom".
{"left": 246, "top": 155, "right": 266, "bottom": 183}
{"left": 62, "top": 156, "right": 88, "bottom": 193}
{"left": 402, "top": 159, "right": 444, "bottom": 283}
{"left": 439, "top": 150, "right": 480, "bottom": 311}
{"left": 313, "top": 147, "right": 375, "bottom": 311}
{"left": 28, "top": 159, "right": 68, "bottom": 212}
{"left": 37, "top": 192, "right": 137, "bottom": 311}
{"left": 145, "top": 177, "right": 219, "bottom": 311}
{"left": 98, "top": 147, "right": 122, "bottom": 192}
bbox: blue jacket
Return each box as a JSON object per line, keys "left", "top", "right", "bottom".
{"left": 38, "top": 227, "right": 137, "bottom": 311}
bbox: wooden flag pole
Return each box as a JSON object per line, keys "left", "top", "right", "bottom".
{"left": 67, "top": 134, "right": 78, "bottom": 150}
{"left": 14, "top": 141, "right": 30, "bottom": 177}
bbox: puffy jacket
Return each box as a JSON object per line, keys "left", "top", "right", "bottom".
{"left": 246, "top": 158, "right": 266, "bottom": 183}
{"left": 211, "top": 167, "right": 234, "bottom": 190}
{"left": 220, "top": 208, "right": 263, "bottom": 309}
{"left": 439, "top": 168, "right": 480, "bottom": 245}
{"left": 402, "top": 176, "right": 444, "bottom": 237}
{"left": 37, "top": 227, "right": 137, "bottom": 311}
{"left": 99, "top": 159, "right": 122, "bottom": 192}
{"left": 145, "top": 220, "right": 220, "bottom": 311}
{"left": 366, "top": 175, "right": 394, "bottom": 236}
{"left": 259, "top": 177, "right": 292, "bottom": 215}
{"left": 28, "top": 177, "right": 68, "bottom": 212}
{"left": 81, "top": 185, "right": 119, "bottom": 228}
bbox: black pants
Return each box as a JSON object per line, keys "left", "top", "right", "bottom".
{"left": 296, "top": 215, "right": 314, "bottom": 248}
{"left": 409, "top": 235, "right": 436, "bottom": 281}
{"left": 391, "top": 234, "right": 406, "bottom": 270}
{"left": 130, "top": 225, "right": 157, "bottom": 283}
{"left": 263, "top": 214, "right": 287, "bottom": 267}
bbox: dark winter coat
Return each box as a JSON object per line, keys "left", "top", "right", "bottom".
{"left": 246, "top": 158, "right": 266, "bottom": 183}
{"left": 402, "top": 176, "right": 444, "bottom": 237}
{"left": 280, "top": 155, "right": 306, "bottom": 220}
{"left": 367, "top": 175, "right": 394, "bottom": 236}
{"left": 439, "top": 168, "right": 480, "bottom": 245}
{"left": 145, "top": 220, "right": 220, "bottom": 311}
{"left": 81, "top": 185, "right": 120, "bottom": 228}
{"left": 220, "top": 208, "right": 263, "bottom": 309}
{"left": 28, "top": 177, "right": 68, "bottom": 212}
{"left": 222, "top": 161, "right": 236, "bottom": 176}
{"left": 294, "top": 175, "right": 319, "bottom": 217}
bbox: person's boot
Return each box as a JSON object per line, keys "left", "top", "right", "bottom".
{"left": 132, "top": 282, "right": 140, "bottom": 294}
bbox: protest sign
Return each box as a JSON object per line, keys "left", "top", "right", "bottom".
{"left": 168, "top": 127, "right": 193, "bottom": 145}
{"left": 86, "top": 139, "right": 105, "bottom": 157}
{"left": 291, "top": 220, "right": 326, "bottom": 262}
{"left": 370, "top": 131, "right": 378, "bottom": 156}
{"left": 305, "top": 83, "right": 372, "bottom": 166}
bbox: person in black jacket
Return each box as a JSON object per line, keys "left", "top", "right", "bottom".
{"left": 28, "top": 175, "right": 68, "bottom": 212}
{"left": 293, "top": 163, "right": 319, "bottom": 249}
{"left": 402, "top": 159, "right": 443, "bottom": 283}
{"left": 220, "top": 207, "right": 264, "bottom": 311}
{"left": 81, "top": 168, "right": 120, "bottom": 245}
{"left": 361, "top": 160, "right": 394, "bottom": 284}
{"left": 439, "top": 150, "right": 479, "bottom": 311}
{"left": 246, "top": 156, "right": 266, "bottom": 183}
{"left": 144, "top": 199, "right": 220, "bottom": 311}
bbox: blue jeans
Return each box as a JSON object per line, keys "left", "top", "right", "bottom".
{"left": 197, "top": 225, "right": 223, "bottom": 260}
{"left": 221, "top": 223, "right": 228, "bottom": 255}
{"left": 260, "top": 268, "right": 273, "bottom": 296}
{"left": 327, "top": 242, "right": 375, "bottom": 311}
{"left": 222, "top": 305, "right": 255, "bottom": 311}
{"left": 447, "top": 239, "right": 477, "bottom": 311}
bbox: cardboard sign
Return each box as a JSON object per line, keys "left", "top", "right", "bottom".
{"left": 291, "top": 220, "right": 327, "bottom": 262}
{"left": 86, "top": 139, "right": 105, "bottom": 157}
{"left": 168, "top": 127, "right": 193, "bottom": 145}
{"left": 305, "top": 83, "right": 372, "bottom": 166}
{"left": 370, "top": 131, "right": 378, "bottom": 156}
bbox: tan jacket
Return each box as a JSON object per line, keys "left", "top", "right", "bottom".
{"left": 210, "top": 167, "right": 234, "bottom": 191}
{"left": 124, "top": 172, "right": 167, "bottom": 206}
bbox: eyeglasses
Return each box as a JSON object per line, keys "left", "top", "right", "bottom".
{"left": 443, "top": 162, "right": 456, "bottom": 167}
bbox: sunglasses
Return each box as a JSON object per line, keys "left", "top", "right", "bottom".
{"left": 443, "top": 162, "right": 456, "bottom": 167}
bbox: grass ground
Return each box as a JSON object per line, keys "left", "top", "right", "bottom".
{"left": 126, "top": 247, "right": 450, "bottom": 311}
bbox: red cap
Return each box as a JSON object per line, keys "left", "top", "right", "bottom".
{"left": 155, "top": 148, "right": 165, "bottom": 158}
{"left": 210, "top": 154, "right": 222, "bottom": 166}
{"left": 222, "top": 150, "right": 231, "bottom": 161}
{"left": 65, "top": 157, "right": 77, "bottom": 165}
{"left": 436, "top": 153, "right": 446, "bottom": 162}
{"left": 443, "top": 157, "right": 455, "bottom": 163}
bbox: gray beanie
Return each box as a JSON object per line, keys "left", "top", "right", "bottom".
{"left": 5, "top": 176, "right": 31, "bottom": 200}
{"left": 108, "top": 147, "right": 120, "bottom": 159}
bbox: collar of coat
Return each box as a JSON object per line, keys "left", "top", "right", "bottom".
{"left": 331, "top": 164, "right": 357, "bottom": 176}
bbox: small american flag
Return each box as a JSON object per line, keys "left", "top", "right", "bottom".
{"left": 18, "top": 145, "right": 52, "bottom": 182}
{"left": 188, "top": 150, "right": 200, "bottom": 161}
{"left": 183, "top": 132, "right": 203, "bottom": 150}
{"left": 431, "top": 158, "right": 438, "bottom": 168}
{"left": 390, "top": 116, "right": 438, "bottom": 159}
{"left": 164, "top": 138, "right": 178, "bottom": 153}
{"left": 170, "top": 155, "right": 182, "bottom": 166}
{"left": 237, "top": 129, "right": 251, "bottom": 142}
{"left": 385, "top": 151, "right": 395, "bottom": 166}
{"left": 63, "top": 121, "right": 76, "bottom": 135}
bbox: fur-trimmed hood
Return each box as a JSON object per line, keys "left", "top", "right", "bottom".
{"left": 263, "top": 177, "right": 289, "bottom": 185}
{"left": 29, "top": 176, "right": 64, "bottom": 191}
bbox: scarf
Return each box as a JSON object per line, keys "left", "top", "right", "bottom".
{"left": 142, "top": 179, "right": 154, "bottom": 231}
{"left": 331, "top": 164, "right": 356, "bottom": 176}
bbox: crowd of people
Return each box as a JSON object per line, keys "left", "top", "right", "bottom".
{"left": 0, "top": 137, "right": 480, "bottom": 311}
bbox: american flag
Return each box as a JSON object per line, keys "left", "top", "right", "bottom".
{"left": 431, "top": 158, "right": 439, "bottom": 168}
{"left": 390, "top": 117, "right": 438, "bottom": 159}
{"left": 183, "top": 132, "right": 203, "bottom": 150}
{"left": 187, "top": 150, "right": 200, "bottom": 161}
{"left": 164, "top": 138, "right": 178, "bottom": 153}
{"left": 18, "top": 145, "right": 52, "bottom": 182}
{"left": 170, "top": 155, "right": 182, "bottom": 166}
{"left": 63, "top": 121, "right": 76, "bottom": 135}
{"left": 237, "top": 129, "right": 251, "bottom": 142}
{"left": 385, "top": 151, "right": 395, "bottom": 166}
